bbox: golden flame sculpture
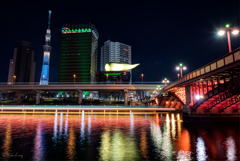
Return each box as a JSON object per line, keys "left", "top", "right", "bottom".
{"left": 105, "top": 63, "right": 140, "bottom": 71}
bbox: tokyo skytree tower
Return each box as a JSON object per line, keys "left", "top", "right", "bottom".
{"left": 40, "top": 10, "right": 52, "bottom": 85}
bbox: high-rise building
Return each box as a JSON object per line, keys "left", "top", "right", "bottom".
{"left": 7, "top": 41, "right": 36, "bottom": 84}
{"left": 100, "top": 40, "right": 132, "bottom": 81}
{"left": 58, "top": 23, "right": 99, "bottom": 83}
{"left": 100, "top": 40, "right": 131, "bottom": 71}
{"left": 40, "top": 10, "right": 52, "bottom": 85}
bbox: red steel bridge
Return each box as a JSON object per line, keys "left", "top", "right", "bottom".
{"left": 152, "top": 47, "right": 240, "bottom": 115}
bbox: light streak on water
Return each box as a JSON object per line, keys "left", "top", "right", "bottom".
{"left": 225, "top": 136, "right": 237, "bottom": 161}
{"left": 130, "top": 111, "right": 134, "bottom": 136}
{"left": 64, "top": 113, "right": 68, "bottom": 139}
{"left": 81, "top": 110, "right": 85, "bottom": 140}
{"left": 177, "top": 114, "right": 181, "bottom": 138}
{"left": 150, "top": 121, "right": 162, "bottom": 158}
{"left": 171, "top": 114, "right": 176, "bottom": 139}
{"left": 196, "top": 137, "right": 208, "bottom": 161}
{"left": 67, "top": 127, "right": 76, "bottom": 160}
{"left": 52, "top": 112, "right": 58, "bottom": 142}
{"left": 2, "top": 123, "right": 11, "bottom": 160}
{"left": 176, "top": 150, "right": 191, "bottom": 161}
{"left": 88, "top": 114, "right": 91, "bottom": 135}
{"left": 59, "top": 112, "right": 63, "bottom": 137}
{"left": 161, "top": 118, "right": 173, "bottom": 161}
{"left": 140, "top": 128, "right": 148, "bottom": 160}
{"left": 99, "top": 130, "right": 111, "bottom": 161}
{"left": 33, "top": 123, "right": 44, "bottom": 161}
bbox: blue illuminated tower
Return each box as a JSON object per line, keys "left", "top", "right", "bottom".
{"left": 40, "top": 10, "right": 52, "bottom": 85}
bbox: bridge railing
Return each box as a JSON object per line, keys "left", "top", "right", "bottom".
{"left": 164, "top": 47, "right": 240, "bottom": 91}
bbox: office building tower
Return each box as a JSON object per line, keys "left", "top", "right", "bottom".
{"left": 7, "top": 41, "right": 36, "bottom": 84}
{"left": 100, "top": 40, "right": 131, "bottom": 71}
{"left": 40, "top": 10, "right": 52, "bottom": 85}
{"left": 100, "top": 40, "right": 132, "bottom": 81}
{"left": 59, "top": 23, "right": 99, "bottom": 83}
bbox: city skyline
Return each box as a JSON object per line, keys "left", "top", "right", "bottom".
{"left": 0, "top": 0, "right": 239, "bottom": 83}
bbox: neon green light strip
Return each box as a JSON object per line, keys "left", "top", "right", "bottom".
{"left": 104, "top": 73, "right": 121, "bottom": 76}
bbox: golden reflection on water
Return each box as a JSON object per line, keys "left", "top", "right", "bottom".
{"left": 177, "top": 114, "right": 181, "bottom": 139}
{"left": 99, "top": 130, "right": 111, "bottom": 161}
{"left": 171, "top": 114, "right": 176, "bottom": 139}
{"left": 67, "top": 127, "right": 76, "bottom": 161}
{"left": 99, "top": 129, "right": 139, "bottom": 161}
{"left": 2, "top": 123, "right": 11, "bottom": 160}
{"left": 140, "top": 128, "right": 148, "bottom": 160}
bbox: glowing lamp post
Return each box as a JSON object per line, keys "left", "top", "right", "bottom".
{"left": 13, "top": 75, "right": 16, "bottom": 85}
{"left": 162, "top": 78, "right": 169, "bottom": 86}
{"left": 73, "top": 74, "right": 76, "bottom": 84}
{"left": 106, "top": 74, "right": 108, "bottom": 84}
{"left": 176, "top": 63, "right": 186, "bottom": 78}
{"left": 218, "top": 24, "right": 239, "bottom": 53}
{"left": 141, "top": 74, "right": 144, "bottom": 84}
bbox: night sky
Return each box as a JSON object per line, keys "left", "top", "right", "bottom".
{"left": 0, "top": 0, "right": 239, "bottom": 83}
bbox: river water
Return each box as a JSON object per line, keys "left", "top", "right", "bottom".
{"left": 0, "top": 112, "right": 239, "bottom": 160}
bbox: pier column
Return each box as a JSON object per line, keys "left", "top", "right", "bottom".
{"left": 36, "top": 91, "right": 40, "bottom": 104}
{"left": 184, "top": 85, "right": 192, "bottom": 114}
{"left": 124, "top": 89, "right": 128, "bottom": 106}
{"left": 78, "top": 90, "right": 83, "bottom": 104}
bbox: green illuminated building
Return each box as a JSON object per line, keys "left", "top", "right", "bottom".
{"left": 58, "top": 23, "right": 99, "bottom": 83}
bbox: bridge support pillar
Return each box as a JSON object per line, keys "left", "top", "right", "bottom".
{"left": 184, "top": 85, "right": 192, "bottom": 114}
{"left": 124, "top": 89, "right": 128, "bottom": 106}
{"left": 78, "top": 90, "right": 83, "bottom": 104}
{"left": 36, "top": 91, "right": 40, "bottom": 104}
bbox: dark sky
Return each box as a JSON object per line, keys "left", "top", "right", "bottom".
{"left": 0, "top": 0, "right": 239, "bottom": 83}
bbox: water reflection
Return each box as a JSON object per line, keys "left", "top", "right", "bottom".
{"left": 64, "top": 114, "right": 68, "bottom": 139}
{"left": 2, "top": 123, "right": 11, "bottom": 160}
{"left": 171, "top": 114, "right": 176, "bottom": 139}
{"left": 99, "top": 129, "right": 139, "bottom": 161}
{"left": 0, "top": 113, "right": 239, "bottom": 161}
{"left": 225, "top": 136, "right": 237, "bottom": 161}
{"left": 162, "top": 120, "right": 173, "bottom": 160}
{"left": 150, "top": 121, "right": 162, "bottom": 157}
{"left": 59, "top": 112, "right": 63, "bottom": 138}
{"left": 130, "top": 112, "right": 134, "bottom": 136}
{"left": 88, "top": 114, "right": 91, "bottom": 142}
{"left": 196, "top": 137, "right": 208, "bottom": 161}
{"left": 99, "top": 130, "right": 111, "bottom": 161}
{"left": 177, "top": 114, "right": 181, "bottom": 138}
{"left": 33, "top": 123, "right": 44, "bottom": 161}
{"left": 177, "top": 128, "right": 191, "bottom": 161}
{"left": 52, "top": 112, "right": 58, "bottom": 143}
{"left": 67, "top": 127, "right": 76, "bottom": 160}
{"left": 81, "top": 110, "right": 85, "bottom": 140}
{"left": 140, "top": 128, "right": 148, "bottom": 160}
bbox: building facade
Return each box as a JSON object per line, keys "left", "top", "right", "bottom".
{"left": 40, "top": 10, "right": 52, "bottom": 85}
{"left": 7, "top": 41, "right": 36, "bottom": 84}
{"left": 58, "top": 23, "right": 99, "bottom": 83}
{"left": 100, "top": 40, "right": 131, "bottom": 71}
{"left": 96, "top": 71, "right": 130, "bottom": 83}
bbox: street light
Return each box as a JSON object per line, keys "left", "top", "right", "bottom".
{"left": 162, "top": 78, "right": 169, "bottom": 86}
{"left": 141, "top": 74, "right": 144, "bottom": 84}
{"left": 13, "top": 75, "right": 16, "bottom": 85}
{"left": 217, "top": 24, "right": 239, "bottom": 53}
{"left": 176, "top": 63, "right": 187, "bottom": 78}
{"left": 73, "top": 74, "right": 76, "bottom": 84}
{"left": 177, "top": 73, "right": 180, "bottom": 79}
{"left": 106, "top": 74, "right": 108, "bottom": 84}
